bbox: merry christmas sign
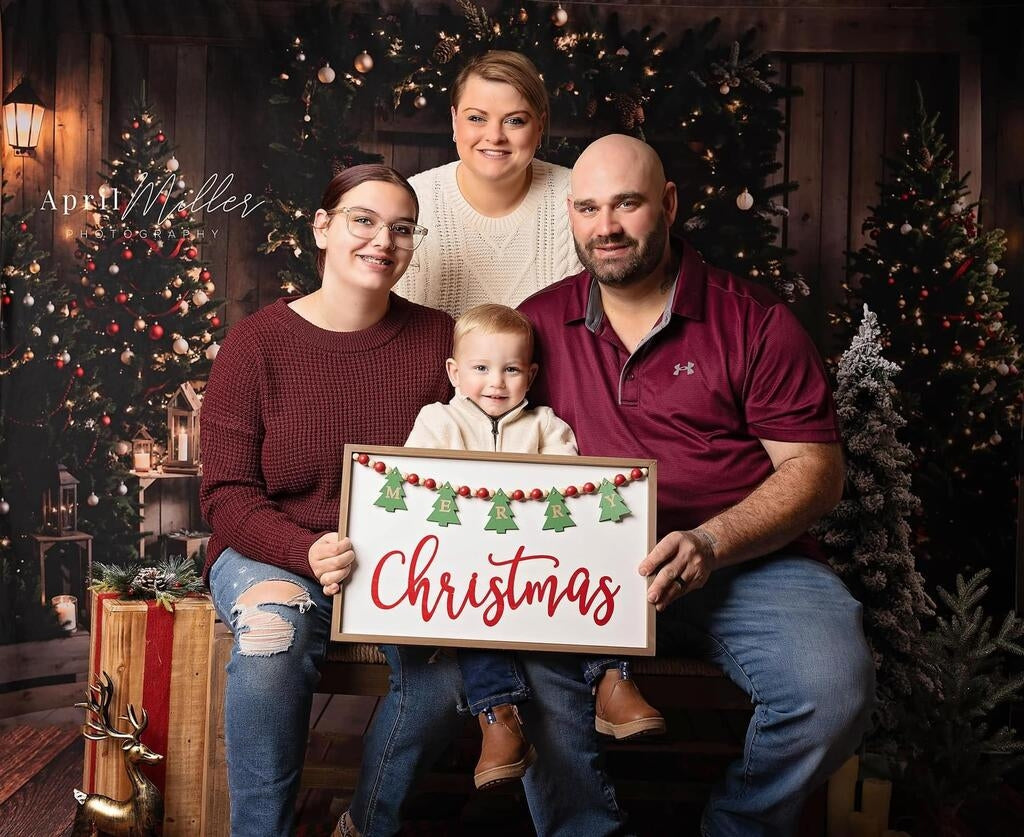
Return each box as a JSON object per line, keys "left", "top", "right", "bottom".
{"left": 332, "top": 445, "right": 657, "bottom": 655}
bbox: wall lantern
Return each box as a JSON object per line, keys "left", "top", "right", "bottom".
{"left": 3, "top": 79, "right": 46, "bottom": 156}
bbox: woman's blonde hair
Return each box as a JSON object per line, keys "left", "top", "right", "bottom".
{"left": 451, "top": 50, "right": 549, "bottom": 129}
{"left": 453, "top": 304, "right": 535, "bottom": 360}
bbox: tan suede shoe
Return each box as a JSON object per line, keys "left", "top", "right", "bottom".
{"left": 594, "top": 666, "right": 667, "bottom": 739}
{"left": 474, "top": 704, "right": 537, "bottom": 790}
{"left": 332, "top": 810, "right": 360, "bottom": 837}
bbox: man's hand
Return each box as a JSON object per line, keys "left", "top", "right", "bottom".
{"left": 638, "top": 529, "right": 717, "bottom": 611}
{"left": 308, "top": 532, "right": 356, "bottom": 596}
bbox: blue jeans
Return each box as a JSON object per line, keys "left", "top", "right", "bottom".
{"left": 208, "top": 548, "right": 333, "bottom": 837}
{"left": 458, "top": 648, "right": 619, "bottom": 715}
{"left": 352, "top": 555, "right": 875, "bottom": 837}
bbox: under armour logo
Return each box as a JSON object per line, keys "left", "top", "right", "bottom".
{"left": 673, "top": 362, "right": 695, "bottom": 376}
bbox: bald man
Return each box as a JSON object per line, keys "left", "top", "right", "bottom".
{"left": 518, "top": 135, "right": 875, "bottom": 836}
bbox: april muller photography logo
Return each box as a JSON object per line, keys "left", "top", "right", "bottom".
{"left": 42, "top": 171, "right": 266, "bottom": 243}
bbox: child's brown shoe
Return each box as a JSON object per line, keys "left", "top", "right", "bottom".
{"left": 474, "top": 704, "right": 537, "bottom": 790}
{"left": 594, "top": 663, "right": 666, "bottom": 739}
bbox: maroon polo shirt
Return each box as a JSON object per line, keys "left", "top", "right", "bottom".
{"left": 518, "top": 241, "right": 840, "bottom": 560}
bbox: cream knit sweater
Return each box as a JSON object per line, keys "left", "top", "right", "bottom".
{"left": 393, "top": 159, "right": 583, "bottom": 318}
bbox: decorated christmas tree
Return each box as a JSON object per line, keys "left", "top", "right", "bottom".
{"left": 72, "top": 99, "right": 223, "bottom": 447}
{"left": 427, "top": 481, "right": 461, "bottom": 527}
{"left": 814, "top": 306, "right": 932, "bottom": 729}
{"left": 597, "top": 478, "right": 630, "bottom": 523}
{"left": 485, "top": 488, "right": 518, "bottom": 534}
{"left": 263, "top": 1, "right": 806, "bottom": 300}
{"left": 836, "top": 88, "right": 1021, "bottom": 593}
{"left": 374, "top": 467, "right": 408, "bottom": 512}
{"left": 542, "top": 487, "right": 575, "bottom": 533}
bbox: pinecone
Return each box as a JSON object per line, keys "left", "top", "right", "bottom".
{"left": 132, "top": 566, "right": 170, "bottom": 594}
{"left": 432, "top": 37, "right": 458, "bottom": 65}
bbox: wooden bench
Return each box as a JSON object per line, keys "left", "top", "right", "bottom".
{"left": 202, "top": 630, "right": 824, "bottom": 835}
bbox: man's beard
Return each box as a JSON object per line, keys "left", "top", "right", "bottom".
{"left": 575, "top": 215, "right": 668, "bottom": 288}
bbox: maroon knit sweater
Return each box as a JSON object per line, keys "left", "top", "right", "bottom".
{"left": 200, "top": 295, "right": 453, "bottom": 581}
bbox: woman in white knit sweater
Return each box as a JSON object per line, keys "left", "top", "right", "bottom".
{"left": 392, "top": 51, "right": 582, "bottom": 318}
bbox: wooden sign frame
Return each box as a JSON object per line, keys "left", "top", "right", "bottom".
{"left": 331, "top": 444, "right": 657, "bottom": 656}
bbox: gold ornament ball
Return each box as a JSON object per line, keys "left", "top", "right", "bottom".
{"left": 317, "top": 63, "right": 336, "bottom": 84}
{"left": 517, "top": 7, "right": 528, "bottom": 23}
{"left": 414, "top": 94, "right": 428, "bottom": 109}
{"left": 719, "top": 83, "right": 731, "bottom": 95}
{"left": 29, "top": 260, "right": 41, "bottom": 274}
{"left": 735, "top": 189, "right": 754, "bottom": 211}
{"left": 552, "top": 6, "right": 568, "bottom": 26}
{"left": 134, "top": 318, "right": 147, "bottom": 331}
{"left": 354, "top": 52, "right": 374, "bottom": 73}
{"left": 162, "top": 288, "right": 174, "bottom": 299}
{"left": 120, "top": 348, "right": 134, "bottom": 364}
{"left": 172, "top": 276, "right": 183, "bottom": 288}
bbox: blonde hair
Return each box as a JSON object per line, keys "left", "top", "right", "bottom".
{"left": 451, "top": 50, "right": 549, "bottom": 129}
{"left": 453, "top": 304, "right": 535, "bottom": 359}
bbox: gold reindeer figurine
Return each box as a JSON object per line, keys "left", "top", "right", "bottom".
{"left": 73, "top": 672, "right": 164, "bottom": 837}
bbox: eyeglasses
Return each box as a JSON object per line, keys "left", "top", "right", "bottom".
{"left": 325, "top": 207, "right": 428, "bottom": 251}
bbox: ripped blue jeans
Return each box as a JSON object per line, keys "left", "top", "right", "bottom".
{"left": 208, "top": 547, "right": 332, "bottom": 837}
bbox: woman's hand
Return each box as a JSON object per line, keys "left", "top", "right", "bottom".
{"left": 308, "top": 532, "right": 356, "bottom": 596}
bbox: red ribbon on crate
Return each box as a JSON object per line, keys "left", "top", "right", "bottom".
{"left": 86, "top": 592, "right": 176, "bottom": 794}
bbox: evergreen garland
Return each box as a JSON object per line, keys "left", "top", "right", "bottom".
{"left": 90, "top": 556, "right": 206, "bottom": 611}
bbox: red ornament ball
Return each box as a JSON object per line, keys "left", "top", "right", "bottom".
{"left": 186, "top": 247, "right": 198, "bottom": 259}
{"left": 357, "top": 453, "right": 369, "bottom": 465}
{"left": 75, "top": 366, "right": 85, "bottom": 378}
{"left": 121, "top": 248, "right": 134, "bottom": 260}
{"left": 458, "top": 485, "right": 471, "bottom": 497}
{"left": 511, "top": 489, "right": 525, "bottom": 501}
{"left": 406, "top": 473, "right": 419, "bottom": 485}
{"left": 424, "top": 478, "right": 437, "bottom": 490}
{"left": 918, "top": 289, "right": 929, "bottom": 299}
{"left": 530, "top": 488, "right": 544, "bottom": 500}
{"left": 86, "top": 260, "right": 97, "bottom": 272}
{"left": 115, "top": 292, "right": 129, "bottom": 304}
{"left": 177, "top": 209, "right": 189, "bottom": 219}
{"left": 475, "top": 487, "right": 489, "bottom": 499}
{"left": 564, "top": 485, "right": 578, "bottom": 497}
{"left": 148, "top": 323, "right": 164, "bottom": 340}
{"left": 210, "top": 316, "right": 221, "bottom": 328}
{"left": 157, "top": 194, "right": 167, "bottom": 204}
{"left": 952, "top": 343, "right": 963, "bottom": 356}
{"left": 869, "top": 229, "right": 879, "bottom": 240}
{"left": 630, "top": 468, "right": 643, "bottom": 480}
{"left": 55, "top": 359, "right": 65, "bottom": 369}
{"left": 901, "top": 193, "right": 910, "bottom": 200}
{"left": 583, "top": 482, "right": 596, "bottom": 494}
{"left": 200, "top": 269, "right": 212, "bottom": 281}
{"left": 132, "top": 120, "right": 140, "bottom": 129}
{"left": 1, "top": 294, "right": 10, "bottom": 306}
{"left": 101, "top": 414, "right": 111, "bottom": 426}
{"left": 19, "top": 222, "right": 27, "bottom": 232}
{"left": 977, "top": 339, "right": 987, "bottom": 349}
{"left": 106, "top": 322, "right": 120, "bottom": 336}
{"left": 614, "top": 473, "right": 626, "bottom": 486}
{"left": 941, "top": 320, "right": 951, "bottom": 329}
{"left": 156, "top": 132, "right": 165, "bottom": 142}
{"left": 373, "top": 461, "right": 386, "bottom": 473}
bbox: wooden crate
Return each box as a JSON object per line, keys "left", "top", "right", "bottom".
{"left": 84, "top": 592, "right": 216, "bottom": 835}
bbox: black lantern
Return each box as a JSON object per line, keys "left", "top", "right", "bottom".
{"left": 42, "top": 464, "right": 79, "bottom": 534}
{"left": 3, "top": 79, "right": 46, "bottom": 156}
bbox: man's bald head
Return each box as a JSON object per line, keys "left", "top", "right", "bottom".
{"left": 572, "top": 134, "right": 667, "bottom": 197}
{"left": 567, "top": 135, "right": 676, "bottom": 288}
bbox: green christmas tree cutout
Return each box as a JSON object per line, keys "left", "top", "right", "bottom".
{"left": 598, "top": 479, "right": 631, "bottom": 523}
{"left": 427, "top": 482, "right": 461, "bottom": 527}
{"left": 542, "top": 488, "right": 576, "bottom": 533}
{"left": 484, "top": 489, "right": 518, "bottom": 534}
{"left": 373, "top": 467, "right": 407, "bottom": 513}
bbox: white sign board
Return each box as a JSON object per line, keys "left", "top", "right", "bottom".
{"left": 332, "top": 444, "right": 657, "bottom": 655}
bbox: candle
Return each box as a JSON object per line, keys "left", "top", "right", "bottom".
{"left": 177, "top": 429, "right": 188, "bottom": 461}
{"left": 52, "top": 595, "right": 77, "bottom": 633}
{"left": 133, "top": 450, "right": 150, "bottom": 473}
{"left": 848, "top": 811, "right": 880, "bottom": 837}
{"left": 861, "top": 778, "right": 893, "bottom": 832}
{"left": 826, "top": 754, "right": 859, "bottom": 837}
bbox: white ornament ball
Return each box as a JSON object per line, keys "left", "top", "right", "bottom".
{"left": 172, "top": 337, "right": 189, "bottom": 355}
{"left": 162, "top": 219, "right": 173, "bottom": 230}
{"left": 354, "top": 52, "right": 374, "bottom": 73}
{"left": 997, "top": 362, "right": 1011, "bottom": 376}
{"left": 116, "top": 482, "right": 128, "bottom": 496}
{"left": 414, "top": 95, "right": 428, "bottom": 109}
{"left": 317, "top": 63, "right": 336, "bottom": 84}
{"left": 551, "top": 6, "right": 568, "bottom": 26}
{"left": 192, "top": 290, "right": 209, "bottom": 306}
{"left": 205, "top": 342, "right": 221, "bottom": 361}
{"left": 166, "top": 156, "right": 180, "bottom": 172}
{"left": 50, "top": 334, "right": 60, "bottom": 345}
{"left": 204, "top": 281, "right": 216, "bottom": 293}
{"left": 22, "top": 293, "right": 34, "bottom": 307}
{"left": 0, "top": 499, "right": 9, "bottom": 515}
{"left": 297, "top": 52, "right": 306, "bottom": 62}
{"left": 951, "top": 199, "right": 966, "bottom": 214}
{"left": 60, "top": 351, "right": 70, "bottom": 363}
{"left": 30, "top": 325, "right": 41, "bottom": 337}
{"left": 114, "top": 440, "right": 131, "bottom": 455}
{"left": 177, "top": 178, "right": 186, "bottom": 189}
{"left": 120, "top": 349, "right": 134, "bottom": 365}
{"left": 719, "top": 83, "right": 731, "bottom": 95}
{"left": 178, "top": 300, "right": 189, "bottom": 315}
{"left": 108, "top": 263, "right": 119, "bottom": 275}
{"left": 86, "top": 493, "right": 100, "bottom": 507}
{"left": 303, "top": 114, "right": 311, "bottom": 123}
{"left": 98, "top": 183, "right": 113, "bottom": 199}
{"left": 986, "top": 262, "right": 999, "bottom": 276}
{"left": 45, "top": 302, "right": 55, "bottom": 314}
{"left": 735, "top": 189, "right": 754, "bottom": 211}
{"left": 991, "top": 433, "right": 1003, "bottom": 445}
{"left": 900, "top": 223, "right": 913, "bottom": 235}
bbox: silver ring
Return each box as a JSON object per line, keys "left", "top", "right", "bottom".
{"left": 672, "top": 577, "right": 686, "bottom": 591}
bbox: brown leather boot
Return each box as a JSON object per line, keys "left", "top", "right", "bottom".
{"left": 595, "top": 663, "right": 666, "bottom": 740}
{"left": 474, "top": 704, "right": 537, "bottom": 790}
